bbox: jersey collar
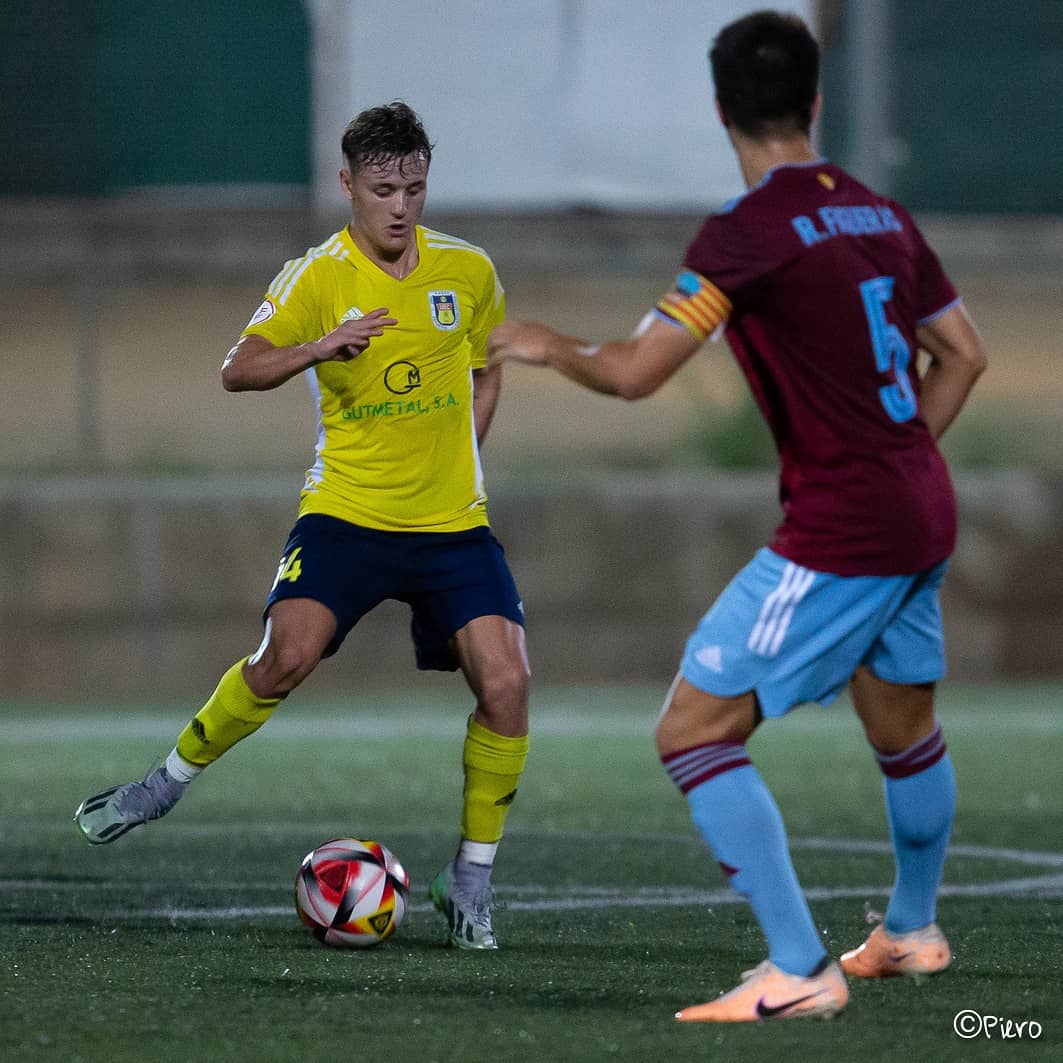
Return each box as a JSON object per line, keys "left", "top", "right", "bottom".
{"left": 340, "top": 223, "right": 423, "bottom": 280}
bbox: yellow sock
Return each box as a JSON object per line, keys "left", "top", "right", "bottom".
{"left": 461, "top": 715, "right": 529, "bottom": 843}
{"left": 175, "top": 658, "right": 281, "bottom": 767}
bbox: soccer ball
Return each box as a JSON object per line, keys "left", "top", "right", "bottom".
{"left": 295, "top": 837, "right": 411, "bottom": 947}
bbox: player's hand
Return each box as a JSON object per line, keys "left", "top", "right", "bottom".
{"left": 488, "top": 321, "right": 558, "bottom": 368}
{"left": 314, "top": 308, "right": 397, "bottom": 362}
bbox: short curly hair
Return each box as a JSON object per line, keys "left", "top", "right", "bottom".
{"left": 341, "top": 101, "right": 433, "bottom": 174}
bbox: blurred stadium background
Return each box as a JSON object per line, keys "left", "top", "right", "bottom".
{"left": 1, "top": 0, "right": 1061, "bottom": 699}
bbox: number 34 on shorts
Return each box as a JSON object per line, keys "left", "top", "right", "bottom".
{"left": 272, "top": 547, "right": 304, "bottom": 589}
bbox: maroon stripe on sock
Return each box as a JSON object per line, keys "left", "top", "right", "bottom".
{"left": 875, "top": 725, "right": 947, "bottom": 779}
{"left": 661, "top": 741, "right": 751, "bottom": 795}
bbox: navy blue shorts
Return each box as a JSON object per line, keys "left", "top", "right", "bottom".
{"left": 264, "top": 514, "right": 524, "bottom": 670}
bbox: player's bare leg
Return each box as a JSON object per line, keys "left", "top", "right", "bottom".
{"left": 655, "top": 675, "right": 758, "bottom": 750}
{"left": 430, "top": 615, "right": 530, "bottom": 949}
{"left": 849, "top": 666, "right": 937, "bottom": 753}
{"left": 243, "top": 598, "right": 338, "bottom": 698}
{"left": 843, "top": 667, "right": 954, "bottom": 976}
{"left": 658, "top": 678, "right": 846, "bottom": 1021}
{"left": 74, "top": 599, "right": 335, "bottom": 844}
{"left": 455, "top": 614, "right": 530, "bottom": 737}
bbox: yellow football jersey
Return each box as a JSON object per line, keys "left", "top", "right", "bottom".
{"left": 242, "top": 224, "right": 505, "bottom": 532}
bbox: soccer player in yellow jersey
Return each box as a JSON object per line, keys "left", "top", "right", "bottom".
{"left": 74, "top": 102, "right": 530, "bottom": 950}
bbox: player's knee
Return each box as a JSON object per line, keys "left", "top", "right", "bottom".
{"left": 655, "top": 687, "right": 757, "bottom": 756}
{"left": 477, "top": 659, "right": 530, "bottom": 718}
{"left": 247, "top": 641, "right": 321, "bottom": 698}
{"left": 654, "top": 708, "right": 685, "bottom": 757}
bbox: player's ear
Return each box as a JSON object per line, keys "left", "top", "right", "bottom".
{"left": 714, "top": 97, "right": 729, "bottom": 128}
{"left": 810, "top": 93, "right": 823, "bottom": 125}
{"left": 339, "top": 169, "right": 353, "bottom": 202}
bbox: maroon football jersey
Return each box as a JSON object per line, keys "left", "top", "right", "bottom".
{"left": 663, "top": 160, "right": 960, "bottom": 576}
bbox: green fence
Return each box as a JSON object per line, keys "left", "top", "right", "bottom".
{"left": 821, "top": 0, "right": 1063, "bottom": 212}
{"left": 0, "top": 0, "right": 309, "bottom": 196}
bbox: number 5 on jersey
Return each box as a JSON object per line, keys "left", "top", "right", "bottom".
{"left": 272, "top": 547, "right": 303, "bottom": 589}
{"left": 860, "top": 275, "right": 917, "bottom": 423}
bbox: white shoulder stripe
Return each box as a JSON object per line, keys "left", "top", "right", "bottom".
{"left": 269, "top": 233, "right": 345, "bottom": 298}
{"left": 276, "top": 234, "right": 345, "bottom": 306}
{"left": 421, "top": 227, "right": 481, "bottom": 248}
{"left": 423, "top": 228, "right": 503, "bottom": 305}
{"left": 424, "top": 240, "right": 492, "bottom": 258}
{"left": 268, "top": 257, "right": 302, "bottom": 299}
{"left": 276, "top": 258, "right": 315, "bottom": 305}
{"left": 422, "top": 228, "right": 491, "bottom": 256}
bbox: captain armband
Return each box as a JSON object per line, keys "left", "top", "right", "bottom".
{"left": 655, "top": 269, "right": 732, "bottom": 343}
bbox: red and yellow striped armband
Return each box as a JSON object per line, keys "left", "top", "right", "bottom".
{"left": 655, "top": 269, "right": 732, "bottom": 342}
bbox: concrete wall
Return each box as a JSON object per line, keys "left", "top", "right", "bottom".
{"left": 2, "top": 471, "right": 1060, "bottom": 702}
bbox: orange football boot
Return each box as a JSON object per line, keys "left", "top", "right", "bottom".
{"left": 675, "top": 960, "right": 849, "bottom": 1023}
{"left": 841, "top": 922, "right": 951, "bottom": 978}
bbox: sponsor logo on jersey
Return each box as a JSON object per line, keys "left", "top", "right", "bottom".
{"left": 384, "top": 360, "right": 422, "bottom": 394}
{"left": 429, "top": 290, "right": 459, "bottom": 330}
{"left": 339, "top": 305, "right": 365, "bottom": 322}
{"left": 247, "top": 298, "right": 276, "bottom": 327}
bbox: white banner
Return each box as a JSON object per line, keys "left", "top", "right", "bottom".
{"left": 309, "top": 0, "right": 815, "bottom": 210}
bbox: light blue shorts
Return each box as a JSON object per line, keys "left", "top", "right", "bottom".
{"left": 680, "top": 548, "right": 948, "bottom": 718}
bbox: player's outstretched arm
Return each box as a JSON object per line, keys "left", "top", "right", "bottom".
{"left": 488, "top": 315, "right": 700, "bottom": 401}
{"left": 915, "top": 303, "right": 988, "bottom": 439}
{"left": 221, "top": 308, "right": 397, "bottom": 392}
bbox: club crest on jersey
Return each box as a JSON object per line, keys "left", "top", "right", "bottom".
{"left": 339, "top": 305, "right": 365, "bottom": 322}
{"left": 428, "top": 290, "right": 459, "bottom": 330}
{"left": 246, "top": 298, "right": 276, "bottom": 327}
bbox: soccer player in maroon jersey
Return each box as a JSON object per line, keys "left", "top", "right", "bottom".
{"left": 490, "top": 10, "right": 987, "bottom": 1022}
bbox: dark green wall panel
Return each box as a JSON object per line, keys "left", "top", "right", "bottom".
{"left": 97, "top": 0, "right": 309, "bottom": 192}
{"left": 0, "top": 3, "right": 100, "bottom": 194}
{"left": 0, "top": 1, "right": 308, "bottom": 196}
{"left": 821, "top": 1, "right": 1063, "bottom": 212}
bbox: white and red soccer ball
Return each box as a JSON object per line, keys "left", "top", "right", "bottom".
{"left": 295, "top": 837, "right": 410, "bottom": 947}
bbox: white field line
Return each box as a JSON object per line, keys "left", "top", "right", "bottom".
{"left": 14, "top": 823, "right": 1063, "bottom": 876}
{"left": 22, "top": 874, "right": 1063, "bottom": 923}
{"left": 4, "top": 836, "right": 1063, "bottom": 918}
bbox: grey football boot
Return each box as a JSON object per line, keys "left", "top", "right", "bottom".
{"left": 74, "top": 766, "right": 187, "bottom": 844}
{"left": 429, "top": 860, "right": 500, "bottom": 950}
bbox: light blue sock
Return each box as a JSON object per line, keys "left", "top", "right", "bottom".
{"left": 880, "top": 746, "right": 956, "bottom": 934}
{"left": 663, "top": 744, "right": 826, "bottom": 976}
